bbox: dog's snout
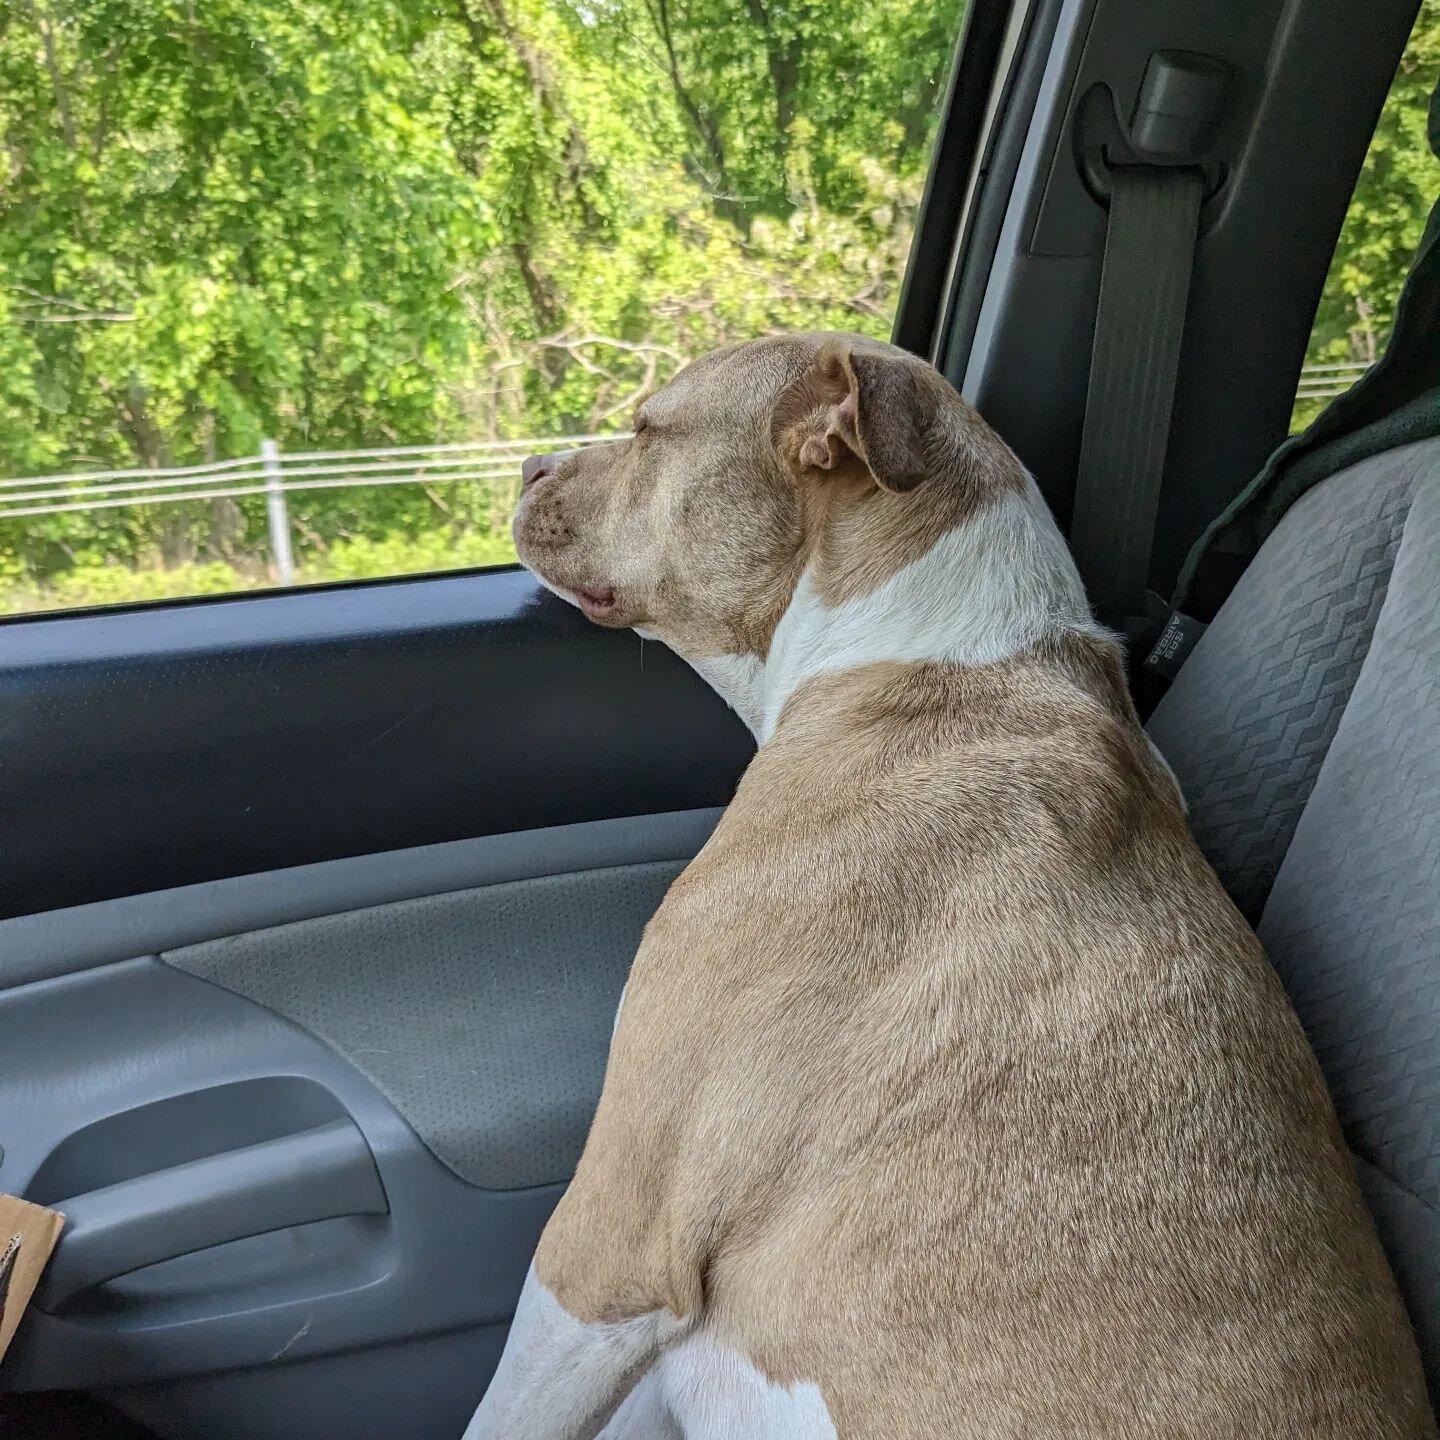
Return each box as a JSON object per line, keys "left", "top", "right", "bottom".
{"left": 521, "top": 448, "right": 579, "bottom": 491}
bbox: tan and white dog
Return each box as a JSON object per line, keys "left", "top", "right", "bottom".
{"left": 464, "top": 333, "right": 1433, "bottom": 1439}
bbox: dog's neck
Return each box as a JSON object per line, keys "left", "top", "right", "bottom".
{"left": 680, "top": 476, "right": 1102, "bottom": 744}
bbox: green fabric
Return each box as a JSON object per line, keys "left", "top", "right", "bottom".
{"left": 1173, "top": 81, "right": 1440, "bottom": 619}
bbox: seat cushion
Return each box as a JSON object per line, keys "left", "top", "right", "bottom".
{"left": 1148, "top": 438, "right": 1440, "bottom": 1410}
{"left": 1256, "top": 459, "right": 1439, "bottom": 1403}
{"left": 1148, "top": 439, "right": 1430, "bottom": 923}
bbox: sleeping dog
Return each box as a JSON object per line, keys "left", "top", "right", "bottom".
{"left": 464, "top": 333, "right": 1432, "bottom": 1439}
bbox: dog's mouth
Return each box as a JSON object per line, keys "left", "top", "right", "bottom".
{"left": 517, "top": 553, "right": 625, "bottom": 625}
{"left": 576, "top": 585, "right": 619, "bottom": 621}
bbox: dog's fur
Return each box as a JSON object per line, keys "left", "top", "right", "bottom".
{"left": 465, "top": 333, "right": 1433, "bottom": 1438}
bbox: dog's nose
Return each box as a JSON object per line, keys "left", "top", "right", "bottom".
{"left": 521, "top": 448, "right": 578, "bottom": 490}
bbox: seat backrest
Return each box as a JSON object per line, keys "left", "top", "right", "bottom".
{"left": 1147, "top": 436, "right": 1440, "bottom": 1409}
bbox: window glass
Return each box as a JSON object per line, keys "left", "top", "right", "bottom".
{"left": 0, "top": 0, "right": 969, "bottom": 614}
{"left": 1293, "top": 5, "right": 1440, "bottom": 432}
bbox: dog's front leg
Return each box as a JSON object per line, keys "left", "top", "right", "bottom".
{"left": 464, "top": 1262, "right": 685, "bottom": 1440}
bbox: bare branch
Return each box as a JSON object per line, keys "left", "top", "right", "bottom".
{"left": 535, "top": 332, "right": 687, "bottom": 366}
{"left": 9, "top": 284, "right": 135, "bottom": 323}
{"left": 422, "top": 484, "right": 455, "bottom": 516}
{"left": 19, "top": 311, "right": 135, "bottom": 324}
{"left": 646, "top": 0, "right": 728, "bottom": 198}
{"left": 25, "top": 1, "right": 78, "bottom": 151}
{"left": 90, "top": 37, "right": 125, "bottom": 164}
{"left": 593, "top": 354, "right": 661, "bottom": 425}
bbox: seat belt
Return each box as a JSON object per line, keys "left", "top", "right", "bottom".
{"left": 1069, "top": 161, "right": 1205, "bottom": 627}
{"left": 1068, "top": 51, "right": 1230, "bottom": 676}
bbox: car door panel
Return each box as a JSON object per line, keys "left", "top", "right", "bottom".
{"left": 0, "top": 809, "right": 722, "bottom": 1438}
{"left": 0, "top": 569, "right": 751, "bottom": 920}
{"left": 0, "top": 569, "right": 741, "bottom": 1437}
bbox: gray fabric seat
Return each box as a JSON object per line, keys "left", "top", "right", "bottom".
{"left": 1147, "top": 436, "right": 1440, "bottom": 1408}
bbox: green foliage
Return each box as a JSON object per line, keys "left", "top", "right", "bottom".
{"left": 554, "top": 0, "right": 957, "bottom": 220}
{"left": 2, "top": 558, "right": 261, "bottom": 612}
{"left": 1, "top": 0, "right": 960, "bottom": 609}
{"left": 1, "top": 526, "right": 520, "bottom": 611}
{"left": 2, "top": 0, "right": 1437, "bottom": 609}
{"left": 306, "top": 527, "right": 518, "bottom": 581}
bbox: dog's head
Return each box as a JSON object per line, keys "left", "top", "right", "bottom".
{"left": 514, "top": 332, "right": 1027, "bottom": 678}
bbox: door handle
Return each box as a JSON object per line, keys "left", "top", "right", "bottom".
{"left": 36, "top": 1119, "right": 388, "bottom": 1311}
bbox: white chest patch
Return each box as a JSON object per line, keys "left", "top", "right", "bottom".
{"left": 759, "top": 478, "right": 1105, "bottom": 738}
{"left": 599, "top": 1335, "right": 839, "bottom": 1440}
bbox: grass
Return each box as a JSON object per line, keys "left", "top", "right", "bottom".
{"left": 1, "top": 528, "right": 521, "bottom": 616}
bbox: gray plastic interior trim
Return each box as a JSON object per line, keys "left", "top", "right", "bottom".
{"left": 957, "top": 0, "right": 1092, "bottom": 396}
{"left": 0, "top": 956, "right": 558, "bottom": 1392}
{"left": 0, "top": 807, "right": 721, "bottom": 1397}
{"left": 0, "top": 807, "right": 723, "bottom": 989}
{"left": 163, "top": 859, "right": 686, "bottom": 1189}
{"left": 104, "top": 1320, "right": 512, "bottom": 1440}
{"left": 37, "top": 1119, "right": 387, "bottom": 1312}
{"left": 925, "top": 0, "right": 1041, "bottom": 365}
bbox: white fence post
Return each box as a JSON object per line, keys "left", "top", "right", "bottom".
{"left": 261, "top": 438, "right": 294, "bottom": 585}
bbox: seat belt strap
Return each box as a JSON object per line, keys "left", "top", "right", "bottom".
{"left": 1070, "top": 164, "right": 1205, "bottom": 623}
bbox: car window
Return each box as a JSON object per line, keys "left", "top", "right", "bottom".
{"left": 1292, "top": 2, "right": 1439, "bottom": 432}
{"left": 0, "top": 0, "right": 970, "bottom": 616}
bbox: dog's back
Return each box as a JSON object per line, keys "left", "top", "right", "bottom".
{"left": 546, "top": 642, "right": 1428, "bottom": 1437}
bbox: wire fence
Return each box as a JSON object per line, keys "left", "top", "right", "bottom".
{"left": 1293, "top": 360, "right": 1372, "bottom": 401}
{"left": 0, "top": 434, "right": 613, "bottom": 583}
{"left": 0, "top": 360, "right": 1376, "bottom": 581}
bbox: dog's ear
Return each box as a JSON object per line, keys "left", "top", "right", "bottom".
{"left": 780, "top": 340, "right": 931, "bottom": 493}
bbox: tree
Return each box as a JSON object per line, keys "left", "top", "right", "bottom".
{"left": 1, "top": 0, "right": 965, "bottom": 594}
{"left": 1295, "top": 1, "right": 1440, "bottom": 427}
{"left": 1, "top": 0, "right": 504, "bottom": 574}
{"left": 10, "top": 0, "right": 1434, "bottom": 604}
